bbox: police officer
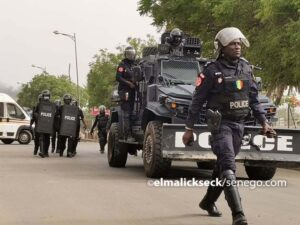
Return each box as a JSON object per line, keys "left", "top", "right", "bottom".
{"left": 90, "top": 105, "right": 109, "bottom": 153}
{"left": 70, "top": 99, "right": 87, "bottom": 157}
{"left": 182, "top": 27, "right": 276, "bottom": 225}
{"left": 116, "top": 46, "right": 137, "bottom": 142}
{"left": 51, "top": 99, "right": 61, "bottom": 153}
{"left": 35, "top": 90, "right": 52, "bottom": 158}
{"left": 56, "top": 94, "right": 73, "bottom": 157}
{"left": 30, "top": 94, "right": 42, "bottom": 155}
{"left": 166, "top": 28, "right": 184, "bottom": 56}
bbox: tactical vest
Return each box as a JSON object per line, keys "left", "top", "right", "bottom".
{"left": 97, "top": 114, "right": 109, "bottom": 130}
{"left": 207, "top": 61, "right": 250, "bottom": 121}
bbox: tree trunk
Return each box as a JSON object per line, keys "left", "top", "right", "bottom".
{"left": 274, "top": 84, "right": 286, "bottom": 106}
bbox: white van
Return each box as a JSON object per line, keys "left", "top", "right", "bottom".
{"left": 0, "top": 93, "right": 33, "bottom": 144}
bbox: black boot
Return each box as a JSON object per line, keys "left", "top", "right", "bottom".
{"left": 199, "top": 167, "right": 222, "bottom": 217}
{"left": 33, "top": 147, "right": 38, "bottom": 155}
{"left": 222, "top": 170, "right": 248, "bottom": 225}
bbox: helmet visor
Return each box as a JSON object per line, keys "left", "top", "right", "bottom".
{"left": 125, "top": 49, "right": 136, "bottom": 61}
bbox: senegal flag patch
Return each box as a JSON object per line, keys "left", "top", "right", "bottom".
{"left": 236, "top": 80, "right": 244, "bottom": 90}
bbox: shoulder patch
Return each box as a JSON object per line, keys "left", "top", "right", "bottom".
{"left": 195, "top": 73, "right": 205, "bottom": 87}
{"left": 117, "top": 67, "right": 124, "bottom": 73}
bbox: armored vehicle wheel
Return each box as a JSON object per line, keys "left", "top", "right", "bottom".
{"left": 143, "top": 121, "right": 171, "bottom": 178}
{"left": 107, "top": 122, "right": 128, "bottom": 167}
{"left": 142, "top": 47, "right": 158, "bottom": 57}
{"left": 18, "top": 130, "right": 32, "bottom": 144}
{"left": 245, "top": 165, "right": 277, "bottom": 180}
{"left": 1, "top": 139, "right": 14, "bottom": 144}
{"left": 196, "top": 161, "right": 215, "bottom": 170}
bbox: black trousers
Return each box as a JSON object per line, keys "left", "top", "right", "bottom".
{"left": 57, "top": 135, "right": 73, "bottom": 156}
{"left": 210, "top": 120, "right": 244, "bottom": 173}
{"left": 98, "top": 129, "right": 107, "bottom": 150}
{"left": 39, "top": 133, "right": 50, "bottom": 155}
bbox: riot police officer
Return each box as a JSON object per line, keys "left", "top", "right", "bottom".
{"left": 56, "top": 94, "right": 73, "bottom": 157}
{"left": 30, "top": 94, "right": 42, "bottom": 155}
{"left": 166, "top": 28, "right": 184, "bottom": 56}
{"left": 116, "top": 46, "right": 137, "bottom": 142}
{"left": 90, "top": 105, "right": 109, "bottom": 153}
{"left": 34, "top": 90, "right": 55, "bottom": 158}
{"left": 182, "top": 27, "right": 276, "bottom": 225}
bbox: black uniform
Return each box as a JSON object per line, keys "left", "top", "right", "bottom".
{"left": 116, "top": 58, "right": 136, "bottom": 138}
{"left": 186, "top": 56, "right": 267, "bottom": 222}
{"left": 33, "top": 102, "right": 53, "bottom": 157}
{"left": 186, "top": 57, "right": 266, "bottom": 172}
{"left": 91, "top": 112, "right": 109, "bottom": 152}
{"left": 56, "top": 105, "right": 72, "bottom": 157}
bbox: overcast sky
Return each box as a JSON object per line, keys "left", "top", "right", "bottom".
{"left": 0, "top": 0, "right": 160, "bottom": 90}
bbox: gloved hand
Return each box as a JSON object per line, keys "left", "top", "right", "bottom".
{"left": 261, "top": 122, "right": 277, "bottom": 138}
{"left": 128, "top": 82, "right": 135, "bottom": 89}
{"left": 182, "top": 129, "right": 194, "bottom": 146}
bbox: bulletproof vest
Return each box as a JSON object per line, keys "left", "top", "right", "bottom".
{"left": 97, "top": 114, "right": 109, "bottom": 130}
{"left": 207, "top": 60, "right": 251, "bottom": 121}
{"left": 36, "top": 101, "right": 56, "bottom": 134}
{"left": 118, "top": 59, "right": 135, "bottom": 90}
{"left": 59, "top": 104, "right": 79, "bottom": 137}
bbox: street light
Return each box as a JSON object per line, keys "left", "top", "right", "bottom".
{"left": 53, "top": 30, "right": 80, "bottom": 105}
{"left": 32, "top": 64, "right": 48, "bottom": 74}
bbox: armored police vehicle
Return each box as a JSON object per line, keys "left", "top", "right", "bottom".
{"left": 107, "top": 32, "right": 300, "bottom": 179}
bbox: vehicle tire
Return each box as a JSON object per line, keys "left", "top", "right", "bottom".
{"left": 143, "top": 121, "right": 171, "bottom": 178}
{"left": 142, "top": 47, "right": 158, "bottom": 57}
{"left": 245, "top": 166, "right": 277, "bottom": 180}
{"left": 107, "top": 122, "right": 128, "bottom": 167}
{"left": 18, "top": 130, "right": 32, "bottom": 144}
{"left": 1, "top": 139, "right": 14, "bottom": 144}
{"left": 196, "top": 161, "right": 215, "bottom": 170}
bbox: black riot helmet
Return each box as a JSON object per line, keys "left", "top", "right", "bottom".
{"left": 170, "top": 28, "right": 183, "bottom": 46}
{"left": 41, "top": 90, "right": 51, "bottom": 101}
{"left": 54, "top": 99, "right": 61, "bottom": 107}
{"left": 63, "top": 94, "right": 72, "bottom": 105}
{"left": 38, "top": 94, "right": 43, "bottom": 102}
{"left": 71, "top": 99, "right": 78, "bottom": 106}
{"left": 124, "top": 46, "right": 136, "bottom": 61}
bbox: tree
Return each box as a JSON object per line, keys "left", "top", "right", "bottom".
{"left": 138, "top": 0, "right": 300, "bottom": 104}
{"left": 17, "top": 74, "right": 88, "bottom": 108}
{"left": 86, "top": 36, "right": 157, "bottom": 108}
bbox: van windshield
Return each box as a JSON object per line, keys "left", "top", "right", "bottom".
{"left": 7, "top": 103, "right": 25, "bottom": 119}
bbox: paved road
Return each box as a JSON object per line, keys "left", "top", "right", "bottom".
{"left": 0, "top": 141, "right": 299, "bottom": 225}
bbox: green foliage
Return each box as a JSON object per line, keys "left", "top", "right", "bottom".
{"left": 138, "top": 0, "right": 300, "bottom": 104}
{"left": 86, "top": 36, "right": 157, "bottom": 108}
{"left": 87, "top": 50, "right": 121, "bottom": 108}
{"left": 17, "top": 74, "right": 88, "bottom": 108}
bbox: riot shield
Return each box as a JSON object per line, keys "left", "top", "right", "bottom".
{"left": 59, "top": 105, "right": 79, "bottom": 137}
{"left": 36, "top": 101, "right": 56, "bottom": 134}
